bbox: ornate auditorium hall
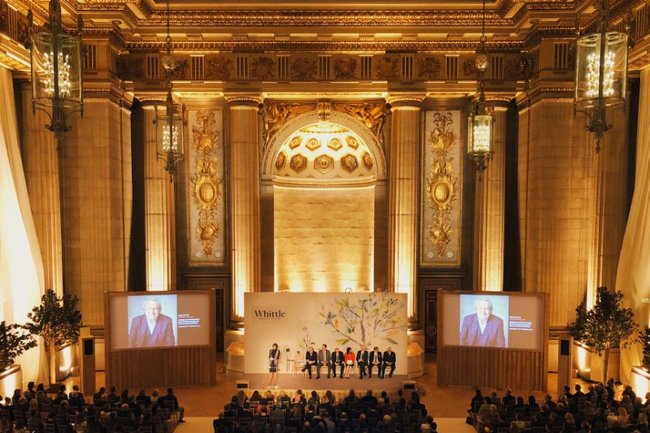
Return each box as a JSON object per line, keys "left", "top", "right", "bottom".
{"left": 1, "top": 0, "right": 650, "bottom": 432}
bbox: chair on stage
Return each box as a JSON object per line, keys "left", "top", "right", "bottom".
{"left": 285, "top": 349, "right": 295, "bottom": 373}
{"left": 344, "top": 361, "right": 356, "bottom": 378}
{"left": 295, "top": 351, "right": 306, "bottom": 375}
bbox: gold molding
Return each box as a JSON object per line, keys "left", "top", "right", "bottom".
{"left": 260, "top": 101, "right": 389, "bottom": 158}
{"left": 189, "top": 110, "right": 223, "bottom": 261}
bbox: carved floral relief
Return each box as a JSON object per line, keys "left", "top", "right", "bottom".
{"left": 187, "top": 109, "right": 225, "bottom": 264}
{"left": 421, "top": 110, "right": 463, "bottom": 266}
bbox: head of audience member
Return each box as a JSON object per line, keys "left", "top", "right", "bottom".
{"left": 321, "top": 344, "right": 327, "bottom": 351}
{"left": 271, "top": 343, "right": 278, "bottom": 351}
{"left": 346, "top": 347, "right": 352, "bottom": 354}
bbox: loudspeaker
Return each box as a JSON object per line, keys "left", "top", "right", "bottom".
{"left": 403, "top": 380, "right": 416, "bottom": 391}
{"left": 560, "top": 339, "right": 570, "bottom": 356}
{"left": 79, "top": 337, "right": 96, "bottom": 396}
{"left": 557, "top": 336, "right": 573, "bottom": 398}
{"left": 236, "top": 380, "right": 250, "bottom": 389}
{"left": 83, "top": 339, "right": 94, "bottom": 356}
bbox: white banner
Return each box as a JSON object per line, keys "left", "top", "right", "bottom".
{"left": 244, "top": 292, "right": 408, "bottom": 374}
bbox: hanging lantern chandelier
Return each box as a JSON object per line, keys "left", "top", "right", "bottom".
{"left": 154, "top": 0, "right": 185, "bottom": 178}
{"left": 468, "top": 0, "right": 494, "bottom": 173}
{"left": 28, "top": 0, "right": 84, "bottom": 148}
{"left": 574, "top": 0, "right": 628, "bottom": 152}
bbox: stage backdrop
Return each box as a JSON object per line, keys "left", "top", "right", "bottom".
{"left": 244, "top": 292, "right": 408, "bottom": 375}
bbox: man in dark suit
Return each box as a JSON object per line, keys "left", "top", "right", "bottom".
{"left": 368, "top": 346, "right": 383, "bottom": 378}
{"left": 317, "top": 344, "right": 331, "bottom": 379}
{"left": 459, "top": 297, "right": 505, "bottom": 348}
{"left": 356, "top": 345, "right": 369, "bottom": 378}
{"left": 331, "top": 347, "right": 344, "bottom": 378}
{"left": 302, "top": 346, "right": 318, "bottom": 378}
{"left": 128, "top": 298, "right": 175, "bottom": 348}
{"left": 382, "top": 347, "right": 396, "bottom": 378}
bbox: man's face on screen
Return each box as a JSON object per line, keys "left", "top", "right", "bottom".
{"left": 476, "top": 300, "right": 492, "bottom": 322}
{"left": 144, "top": 301, "right": 161, "bottom": 322}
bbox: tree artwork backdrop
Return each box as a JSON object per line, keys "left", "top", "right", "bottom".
{"left": 244, "top": 292, "right": 408, "bottom": 374}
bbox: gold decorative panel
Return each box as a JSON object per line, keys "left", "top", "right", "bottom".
{"left": 420, "top": 110, "right": 463, "bottom": 266}
{"left": 187, "top": 109, "right": 225, "bottom": 265}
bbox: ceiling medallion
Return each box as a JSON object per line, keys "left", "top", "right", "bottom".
{"left": 289, "top": 136, "right": 302, "bottom": 149}
{"left": 306, "top": 138, "right": 321, "bottom": 151}
{"left": 290, "top": 153, "right": 308, "bottom": 173}
{"left": 275, "top": 151, "right": 287, "bottom": 171}
{"left": 362, "top": 152, "right": 373, "bottom": 170}
{"left": 346, "top": 136, "right": 359, "bottom": 149}
{"left": 314, "top": 154, "right": 334, "bottom": 174}
{"left": 341, "top": 154, "right": 359, "bottom": 173}
{"left": 328, "top": 138, "right": 342, "bottom": 151}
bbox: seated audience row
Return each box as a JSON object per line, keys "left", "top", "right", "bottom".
{"left": 0, "top": 382, "right": 184, "bottom": 433}
{"left": 214, "top": 388, "right": 436, "bottom": 433}
{"left": 467, "top": 380, "right": 650, "bottom": 433}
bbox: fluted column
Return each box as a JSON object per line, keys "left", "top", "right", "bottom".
{"left": 142, "top": 104, "right": 176, "bottom": 291}
{"left": 227, "top": 94, "right": 262, "bottom": 322}
{"left": 20, "top": 83, "right": 63, "bottom": 294}
{"left": 473, "top": 104, "right": 507, "bottom": 291}
{"left": 386, "top": 94, "right": 423, "bottom": 321}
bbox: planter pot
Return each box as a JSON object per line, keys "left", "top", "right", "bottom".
{"left": 0, "top": 364, "right": 22, "bottom": 397}
{"left": 572, "top": 341, "right": 620, "bottom": 381}
{"left": 55, "top": 343, "right": 79, "bottom": 382}
{"left": 631, "top": 366, "right": 650, "bottom": 400}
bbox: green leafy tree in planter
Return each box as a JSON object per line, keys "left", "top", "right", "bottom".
{"left": 569, "top": 287, "right": 639, "bottom": 382}
{"left": 25, "top": 289, "right": 82, "bottom": 385}
{"left": 0, "top": 321, "right": 37, "bottom": 371}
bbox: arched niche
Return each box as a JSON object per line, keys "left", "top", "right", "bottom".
{"left": 259, "top": 106, "right": 388, "bottom": 293}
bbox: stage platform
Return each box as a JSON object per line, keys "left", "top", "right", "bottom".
{"left": 243, "top": 373, "right": 409, "bottom": 393}
{"left": 176, "top": 417, "right": 475, "bottom": 433}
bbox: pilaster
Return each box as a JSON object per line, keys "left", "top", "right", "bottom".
{"left": 142, "top": 104, "right": 176, "bottom": 291}
{"left": 473, "top": 102, "right": 507, "bottom": 291}
{"left": 227, "top": 94, "right": 263, "bottom": 322}
{"left": 386, "top": 93, "right": 424, "bottom": 321}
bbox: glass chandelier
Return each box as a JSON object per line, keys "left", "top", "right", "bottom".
{"left": 468, "top": 0, "right": 494, "bottom": 173}
{"left": 28, "top": 0, "right": 84, "bottom": 148}
{"left": 574, "top": 0, "right": 628, "bottom": 152}
{"left": 154, "top": 0, "right": 184, "bottom": 178}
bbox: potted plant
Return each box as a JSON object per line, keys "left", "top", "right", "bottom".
{"left": 569, "top": 286, "right": 639, "bottom": 382}
{"left": 25, "top": 289, "right": 82, "bottom": 385}
{"left": 0, "top": 321, "right": 37, "bottom": 372}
